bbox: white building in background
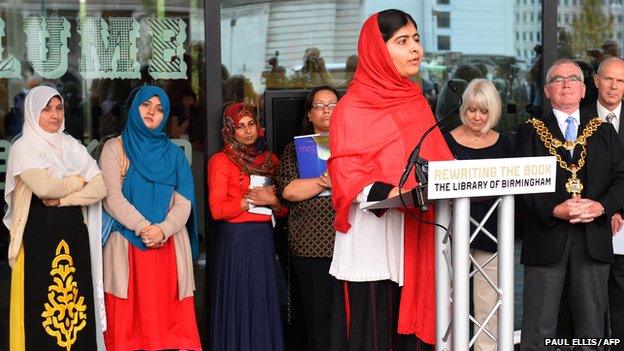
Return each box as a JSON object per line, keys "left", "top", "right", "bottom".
{"left": 513, "top": 0, "right": 624, "bottom": 63}
{"left": 221, "top": 0, "right": 362, "bottom": 92}
{"left": 221, "top": 0, "right": 518, "bottom": 92}
{"left": 365, "top": 0, "right": 515, "bottom": 56}
{"left": 513, "top": 0, "right": 541, "bottom": 62}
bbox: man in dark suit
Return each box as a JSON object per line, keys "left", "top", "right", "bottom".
{"left": 582, "top": 56, "right": 624, "bottom": 347}
{"left": 516, "top": 58, "right": 624, "bottom": 351}
{"left": 581, "top": 57, "right": 624, "bottom": 141}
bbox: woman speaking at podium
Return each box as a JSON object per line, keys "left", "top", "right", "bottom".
{"left": 327, "top": 9, "right": 453, "bottom": 351}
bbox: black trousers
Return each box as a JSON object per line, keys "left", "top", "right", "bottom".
{"left": 521, "top": 225, "right": 610, "bottom": 351}
{"left": 291, "top": 255, "right": 334, "bottom": 351}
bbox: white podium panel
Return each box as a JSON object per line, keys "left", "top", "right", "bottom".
{"left": 429, "top": 157, "right": 555, "bottom": 350}
{"left": 428, "top": 156, "right": 556, "bottom": 199}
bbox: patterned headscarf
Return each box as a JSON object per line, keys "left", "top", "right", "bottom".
{"left": 221, "top": 102, "right": 277, "bottom": 176}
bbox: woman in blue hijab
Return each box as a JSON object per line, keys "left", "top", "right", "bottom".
{"left": 99, "top": 86, "right": 201, "bottom": 350}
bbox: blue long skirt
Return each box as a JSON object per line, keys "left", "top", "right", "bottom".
{"left": 210, "top": 221, "right": 284, "bottom": 351}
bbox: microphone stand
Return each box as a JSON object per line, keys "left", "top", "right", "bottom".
{"left": 398, "top": 80, "right": 463, "bottom": 211}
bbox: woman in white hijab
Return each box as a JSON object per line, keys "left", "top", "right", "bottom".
{"left": 3, "top": 85, "right": 107, "bottom": 351}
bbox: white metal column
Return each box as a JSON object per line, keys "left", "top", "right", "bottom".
{"left": 435, "top": 196, "right": 515, "bottom": 351}
{"left": 497, "top": 195, "right": 515, "bottom": 349}
{"left": 435, "top": 199, "right": 451, "bottom": 351}
{"left": 451, "top": 198, "right": 470, "bottom": 350}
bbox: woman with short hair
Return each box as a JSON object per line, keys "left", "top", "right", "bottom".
{"left": 444, "top": 78, "right": 512, "bottom": 351}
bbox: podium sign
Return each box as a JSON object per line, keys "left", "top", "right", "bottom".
{"left": 427, "top": 156, "right": 556, "bottom": 200}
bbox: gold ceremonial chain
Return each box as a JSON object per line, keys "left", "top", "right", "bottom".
{"left": 527, "top": 117, "right": 602, "bottom": 197}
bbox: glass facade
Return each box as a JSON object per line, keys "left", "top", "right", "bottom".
{"left": 0, "top": 0, "right": 208, "bottom": 219}
{"left": 221, "top": 0, "right": 537, "bottom": 153}
{"left": 1, "top": 0, "right": 207, "bottom": 139}
{"left": 556, "top": 0, "right": 624, "bottom": 109}
{"left": 0, "top": 0, "right": 208, "bottom": 346}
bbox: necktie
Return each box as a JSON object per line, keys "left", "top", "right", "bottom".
{"left": 564, "top": 116, "right": 576, "bottom": 156}
{"left": 607, "top": 112, "right": 616, "bottom": 124}
{"left": 564, "top": 116, "right": 576, "bottom": 141}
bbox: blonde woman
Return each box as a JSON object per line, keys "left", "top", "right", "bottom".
{"left": 443, "top": 78, "right": 512, "bottom": 351}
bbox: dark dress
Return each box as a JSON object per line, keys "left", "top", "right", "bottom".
{"left": 23, "top": 194, "right": 96, "bottom": 351}
{"left": 208, "top": 151, "right": 285, "bottom": 351}
{"left": 211, "top": 221, "right": 284, "bottom": 351}
{"left": 443, "top": 132, "right": 512, "bottom": 252}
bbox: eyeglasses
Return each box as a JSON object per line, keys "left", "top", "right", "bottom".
{"left": 548, "top": 75, "right": 583, "bottom": 85}
{"left": 312, "top": 102, "right": 337, "bottom": 110}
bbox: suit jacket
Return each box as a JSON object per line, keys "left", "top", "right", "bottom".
{"left": 580, "top": 102, "right": 624, "bottom": 145}
{"left": 516, "top": 111, "right": 624, "bottom": 266}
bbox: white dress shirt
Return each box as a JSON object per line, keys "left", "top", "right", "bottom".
{"left": 597, "top": 101, "right": 622, "bottom": 132}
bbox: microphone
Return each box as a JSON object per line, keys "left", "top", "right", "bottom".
{"left": 398, "top": 79, "right": 463, "bottom": 201}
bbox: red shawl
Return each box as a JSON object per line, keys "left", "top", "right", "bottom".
{"left": 327, "top": 13, "right": 453, "bottom": 344}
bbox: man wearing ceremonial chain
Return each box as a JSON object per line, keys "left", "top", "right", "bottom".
{"left": 516, "top": 58, "right": 624, "bottom": 351}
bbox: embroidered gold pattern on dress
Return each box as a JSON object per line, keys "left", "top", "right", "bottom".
{"left": 41, "top": 239, "right": 87, "bottom": 351}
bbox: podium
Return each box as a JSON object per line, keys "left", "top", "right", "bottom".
{"left": 362, "top": 156, "right": 556, "bottom": 351}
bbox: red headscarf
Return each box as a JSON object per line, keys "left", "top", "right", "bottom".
{"left": 221, "top": 102, "right": 277, "bottom": 176}
{"left": 328, "top": 13, "right": 453, "bottom": 343}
